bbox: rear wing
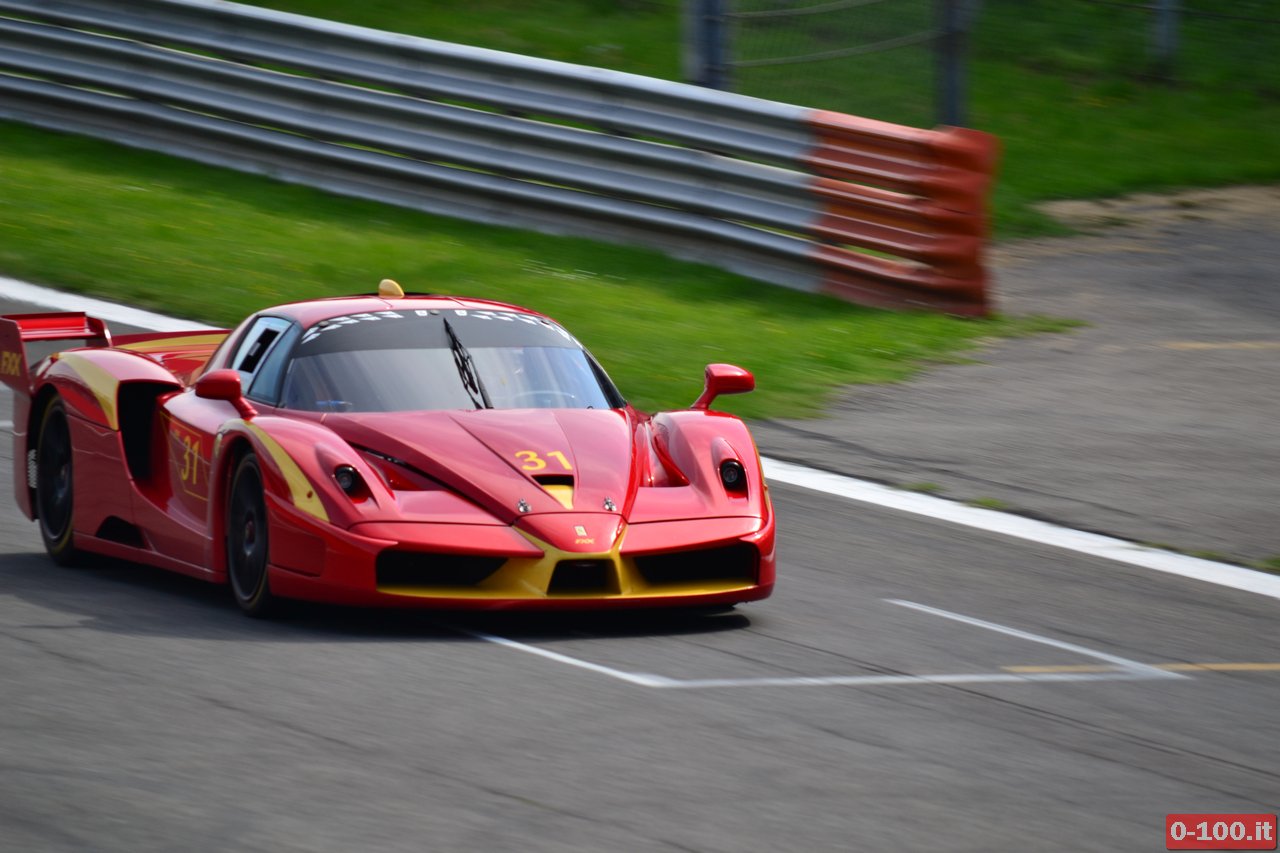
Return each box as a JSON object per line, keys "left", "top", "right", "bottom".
{"left": 0, "top": 312, "right": 112, "bottom": 397}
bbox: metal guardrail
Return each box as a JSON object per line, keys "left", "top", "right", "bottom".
{"left": 0, "top": 0, "right": 996, "bottom": 315}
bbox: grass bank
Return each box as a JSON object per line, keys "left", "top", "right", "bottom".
{"left": 0, "top": 123, "right": 1068, "bottom": 418}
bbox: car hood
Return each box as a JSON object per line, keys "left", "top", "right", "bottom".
{"left": 319, "top": 408, "right": 639, "bottom": 525}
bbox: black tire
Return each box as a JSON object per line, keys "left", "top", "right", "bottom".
{"left": 226, "top": 453, "right": 279, "bottom": 617}
{"left": 35, "top": 396, "right": 78, "bottom": 566}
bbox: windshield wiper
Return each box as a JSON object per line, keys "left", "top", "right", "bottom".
{"left": 442, "top": 316, "right": 492, "bottom": 409}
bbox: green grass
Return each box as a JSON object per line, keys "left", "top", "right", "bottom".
{"left": 0, "top": 122, "right": 1069, "bottom": 419}
{"left": 1253, "top": 557, "right": 1280, "bottom": 575}
{"left": 977, "top": 74, "right": 1280, "bottom": 234}
{"left": 735, "top": 0, "right": 1280, "bottom": 234}
{"left": 227, "top": 0, "right": 1280, "bottom": 237}
{"left": 237, "top": 0, "right": 682, "bottom": 78}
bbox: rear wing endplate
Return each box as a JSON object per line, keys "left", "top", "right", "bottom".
{"left": 0, "top": 312, "right": 112, "bottom": 397}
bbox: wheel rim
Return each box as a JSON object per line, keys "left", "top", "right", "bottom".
{"left": 37, "top": 404, "right": 73, "bottom": 545}
{"left": 228, "top": 461, "right": 267, "bottom": 603}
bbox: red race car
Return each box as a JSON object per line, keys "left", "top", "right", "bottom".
{"left": 1, "top": 282, "right": 775, "bottom": 616}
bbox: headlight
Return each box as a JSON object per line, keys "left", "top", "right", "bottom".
{"left": 719, "top": 459, "right": 746, "bottom": 492}
{"left": 334, "top": 465, "right": 362, "bottom": 495}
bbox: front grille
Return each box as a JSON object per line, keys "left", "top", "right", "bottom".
{"left": 634, "top": 544, "right": 757, "bottom": 587}
{"left": 376, "top": 551, "right": 505, "bottom": 588}
{"left": 548, "top": 560, "right": 619, "bottom": 595}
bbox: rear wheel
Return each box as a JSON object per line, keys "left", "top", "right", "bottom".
{"left": 36, "top": 396, "right": 78, "bottom": 566}
{"left": 226, "top": 453, "right": 279, "bottom": 617}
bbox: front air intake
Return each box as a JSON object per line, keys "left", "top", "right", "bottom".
{"left": 634, "top": 544, "right": 757, "bottom": 587}
{"left": 376, "top": 551, "right": 505, "bottom": 589}
{"left": 548, "top": 560, "right": 620, "bottom": 595}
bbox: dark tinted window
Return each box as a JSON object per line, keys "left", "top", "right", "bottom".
{"left": 247, "top": 322, "right": 301, "bottom": 405}
{"left": 281, "top": 309, "right": 622, "bottom": 413}
{"left": 230, "top": 316, "right": 292, "bottom": 386}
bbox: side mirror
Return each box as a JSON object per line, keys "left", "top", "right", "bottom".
{"left": 690, "top": 363, "right": 754, "bottom": 411}
{"left": 195, "top": 369, "right": 258, "bottom": 419}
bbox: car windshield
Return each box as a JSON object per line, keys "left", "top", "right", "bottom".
{"left": 280, "top": 308, "right": 621, "bottom": 412}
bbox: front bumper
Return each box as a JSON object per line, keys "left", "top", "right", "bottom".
{"left": 264, "top": 500, "right": 776, "bottom": 610}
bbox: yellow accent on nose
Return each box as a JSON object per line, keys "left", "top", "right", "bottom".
{"left": 378, "top": 279, "right": 405, "bottom": 298}
{"left": 542, "top": 484, "right": 574, "bottom": 510}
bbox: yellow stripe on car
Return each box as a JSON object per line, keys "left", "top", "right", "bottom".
{"left": 241, "top": 421, "right": 329, "bottom": 522}
{"left": 57, "top": 353, "right": 121, "bottom": 430}
{"left": 118, "top": 333, "right": 229, "bottom": 353}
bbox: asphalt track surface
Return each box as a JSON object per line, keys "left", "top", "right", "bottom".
{"left": 3, "top": 293, "right": 1280, "bottom": 852}
{"left": 755, "top": 187, "right": 1280, "bottom": 566}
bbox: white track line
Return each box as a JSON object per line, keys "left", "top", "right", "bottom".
{"left": 646, "top": 671, "right": 1159, "bottom": 690}
{"left": 764, "top": 458, "right": 1280, "bottom": 601}
{"left": 459, "top": 600, "right": 1179, "bottom": 690}
{"left": 0, "top": 277, "right": 215, "bottom": 331}
{"left": 886, "top": 599, "right": 1184, "bottom": 680}
{"left": 5, "top": 277, "right": 1277, "bottom": 602}
{"left": 462, "top": 628, "right": 672, "bottom": 688}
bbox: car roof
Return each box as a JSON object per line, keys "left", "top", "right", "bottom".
{"left": 265, "top": 294, "right": 552, "bottom": 327}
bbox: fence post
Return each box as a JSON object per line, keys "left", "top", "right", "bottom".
{"left": 683, "top": 0, "right": 730, "bottom": 90}
{"left": 1150, "top": 0, "right": 1180, "bottom": 78}
{"left": 935, "top": 0, "right": 967, "bottom": 126}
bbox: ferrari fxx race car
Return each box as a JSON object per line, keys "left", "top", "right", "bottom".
{"left": 1, "top": 282, "right": 775, "bottom": 616}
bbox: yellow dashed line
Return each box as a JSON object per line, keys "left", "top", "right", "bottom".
{"left": 1003, "top": 664, "right": 1114, "bottom": 673}
{"left": 1004, "top": 663, "right": 1280, "bottom": 674}
{"left": 1162, "top": 341, "right": 1280, "bottom": 351}
{"left": 1160, "top": 662, "right": 1280, "bottom": 672}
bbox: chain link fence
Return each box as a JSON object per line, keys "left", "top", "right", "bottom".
{"left": 725, "top": 0, "right": 940, "bottom": 126}
{"left": 975, "top": 1, "right": 1280, "bottom": 93}
{"left": 699, "top": 0, "right": 1280, "bottom": 127}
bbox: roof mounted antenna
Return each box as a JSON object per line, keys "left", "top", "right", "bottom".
{"left": 378, "top": 278, "right": 405, "bottom": 298}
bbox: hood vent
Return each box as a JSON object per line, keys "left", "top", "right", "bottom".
{"left": 533, "top": 474, "right": 574, "bottom": 509}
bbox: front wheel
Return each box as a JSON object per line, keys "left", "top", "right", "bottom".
{"left": 226, "top": 453, "right": 279, "bottom": 618}
{"left": 36, "top": 396, "right": 78, "bottom": 566}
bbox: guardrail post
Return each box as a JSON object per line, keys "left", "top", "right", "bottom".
{"left": 683, "top": 0, "right": 730, "bottom": 90}
{"left": 935, "top": 0, "right": 968, "bottom": 126}
{"left": 1150, "top": 0, "right": 1180, "bottom": 79}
